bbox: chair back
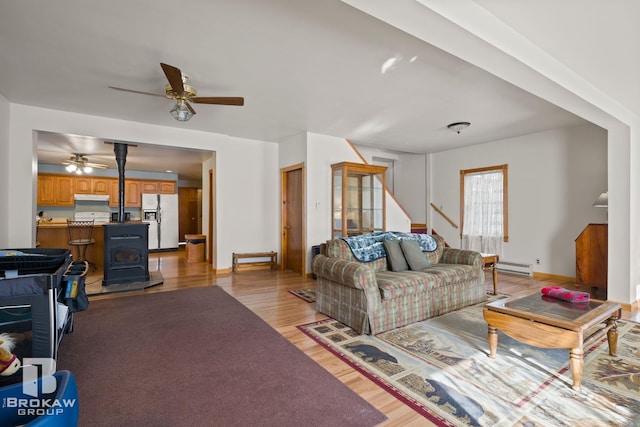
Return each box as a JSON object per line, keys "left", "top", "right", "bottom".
{"left": 67, "top": 219, "right": 95, "bottom": 244}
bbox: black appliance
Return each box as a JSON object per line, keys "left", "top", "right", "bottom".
{"left": 102, "top": 223, "right": 150, "bottom": 286}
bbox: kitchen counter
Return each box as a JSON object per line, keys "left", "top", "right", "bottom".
{"left": 37, "top": 222, "right": 106, "bottom": 270}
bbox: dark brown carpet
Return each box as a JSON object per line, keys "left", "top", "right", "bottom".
{"left": 57, "top": 286, "right": 386, "bottom": 427}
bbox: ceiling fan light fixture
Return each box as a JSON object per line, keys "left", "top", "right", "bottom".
{"left": 170, "top": 100, "right": 193, "bottom": 122}
{"left": 447, "top": 121, "right": 471, "bottom": 134}
{"left": 63, "top": 153, "right": 104, "bottom": 174}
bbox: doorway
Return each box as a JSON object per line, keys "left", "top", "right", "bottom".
{"left": 178, "top": 187, "right": 201, "bottom": 242}
{"left": 281, "top": 164, "right": 305, "bottom": 275}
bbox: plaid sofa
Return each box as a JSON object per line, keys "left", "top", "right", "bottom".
{"left": 312, "top": 234, "right": 485, "bottom": 334}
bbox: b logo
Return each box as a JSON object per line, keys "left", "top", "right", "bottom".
{"left": 22, "top": 358, "right": 56, "bottom": 398}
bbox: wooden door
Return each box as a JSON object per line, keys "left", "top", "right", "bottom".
{"left": 281, "top": 164, "right": 305, "bottom": 275}
{"left": 178, "top": 187, "right": 199, "bottom": 242}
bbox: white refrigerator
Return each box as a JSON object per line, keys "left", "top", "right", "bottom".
{"left": 142, "top": 193, "right": 179, "bottom": 250}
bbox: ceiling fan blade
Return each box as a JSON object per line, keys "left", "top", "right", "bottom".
{"left": 191, "top": 97, "right": 244, "bottom": 106}
{"left": 186, "top": 102, "right": 197, "bottom": 115}
{"left": 85, "top": 162, "right": 109, "bottom": 169}
{"left": 160, "top": 63, "right": 185, "bottom": 97}
{"left": 108, "top": 86, "right": 165, "bottom": 97}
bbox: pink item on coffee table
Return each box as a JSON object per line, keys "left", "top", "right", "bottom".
{"left": 541, "top": 286, "right": 590, "bottom": 303}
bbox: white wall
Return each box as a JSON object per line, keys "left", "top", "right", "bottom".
{"left": 431, "top": 124, "right": 607, "bottom": 277}
{"left": 0, "top": 95, "right": 9, "bottom": 246}
{"left": 218, "top": 136, "right": 280, "bottom": 267}
{"left": 6, "top": 104, "right": 280, "bottom": 270}
{"left": 278, "top": 132, "right": 307, "bottom": 168}
{"left": 396, "top": 153, "right": 427, "bottom": 223}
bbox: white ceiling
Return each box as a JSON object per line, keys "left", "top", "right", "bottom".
{"left": 36, "top": 131, "right": 209, "bottom": 182}
{"left": 3, "top": 0, "right": 632, "bottom": 181}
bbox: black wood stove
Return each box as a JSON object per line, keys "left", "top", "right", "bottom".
{"left": 102, "top": 222, "right": 150, "bottom": 286}
{"left": 102, "top": 143, "right": 150, "bottom": 286}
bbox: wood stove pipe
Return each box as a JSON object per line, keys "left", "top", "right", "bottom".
{"left": 113, "top": 143, "right": 128, "bottom": 223}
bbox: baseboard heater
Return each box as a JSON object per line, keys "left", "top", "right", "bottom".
{"left": 496, "top": 261, "right": 533, "bottom": 277}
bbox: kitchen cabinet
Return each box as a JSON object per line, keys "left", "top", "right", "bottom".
{"left": 37, "top": 175, "right": 56, "bottom": 205}
{"left": 55, "top": 176, "right": 75, "bottom": 206}
{"left": 77, "top": 177, "right": 110, "bottom": 195}
{"left": 37, "top": 174, "right": 176, "bottom": 207}
{"left": 37, "top": 223, "right": 105, "bottom": 271}
{"left": 75, "top": 177, "right": 92, "bottom": 194}
{"left": 136, "top": 180, "right": 175, "bottom": 194}
{"left": 91, "top": 178, "right": 110, "bottom": 194}
{"left": 158, "top": 181, "right": 176, "bottom": 194}
{"left": 125, "top": 180, "right": 142, "bottom": 207}
{"left": 141, "top": 181, "right": 159, "bottom": 193}
{"left": 331, "top": 162, "right": 387, "bottom": 239}
{"left": 37, "top": 174, "right": 75, "bottom": 206}
{"left": 109, "top": 180, "right": 120, "bottom": 207}
{"left": 109, "top": 179, "right": 142, "bottom": 207}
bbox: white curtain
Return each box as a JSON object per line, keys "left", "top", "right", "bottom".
{"left": 462, "top": 171, "right": 504, "bottom": 256}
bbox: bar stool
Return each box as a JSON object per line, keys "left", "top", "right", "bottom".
{"left": 67, "top": 219, "right": 96, "bottom": 270}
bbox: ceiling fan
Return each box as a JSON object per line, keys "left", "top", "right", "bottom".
{"left": 62, "top": 153, "right": 108, "bottom": 174}
{"left": 109, "top": 63, "right": 245, "bottom": 121}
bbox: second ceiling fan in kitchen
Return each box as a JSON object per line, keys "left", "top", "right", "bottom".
{"left": 62, "top": 153, "right": 108, "bottom": 174}
{"left": 109, "top": 63, "right": 245, "bottom": 122}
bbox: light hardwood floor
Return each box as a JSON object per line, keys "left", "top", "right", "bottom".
{"left": 85, "top": 249, "right": 638, "bottom": 426}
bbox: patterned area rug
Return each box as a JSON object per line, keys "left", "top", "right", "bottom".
{"left": 299, "top": 301, "right": 640, "bottom": 426}
{"left": 288, "top": 288, "right": 316, "bottom": 303}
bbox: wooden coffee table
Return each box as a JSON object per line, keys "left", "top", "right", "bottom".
{"left": 483, "top": 291, "right": 621, "bottom": 391}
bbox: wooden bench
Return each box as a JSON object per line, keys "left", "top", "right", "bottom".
{"left": 232, "top": 251, "right": 277, "bottom": 272}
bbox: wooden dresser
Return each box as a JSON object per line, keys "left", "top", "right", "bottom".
{"left": 575, "top": 223, "right": 607, "bottom": 299}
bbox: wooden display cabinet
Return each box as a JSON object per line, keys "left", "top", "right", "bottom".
{"left": 331, "top": 162, "right": 386, "bottom": 239}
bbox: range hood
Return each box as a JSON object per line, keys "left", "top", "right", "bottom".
{"left": 74, "top": 194, "right": 110, "bottom": 202}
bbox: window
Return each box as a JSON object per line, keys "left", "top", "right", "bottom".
{"left": 460, "top": 164, "right": 508, "bottom": 256}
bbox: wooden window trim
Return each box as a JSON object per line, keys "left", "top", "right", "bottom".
{"left": 459, "top": 164, "right": 509, "bottom": 242}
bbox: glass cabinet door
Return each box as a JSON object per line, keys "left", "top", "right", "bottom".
{"left": 331, "top": 162, "right": 387, "bottom": 238}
